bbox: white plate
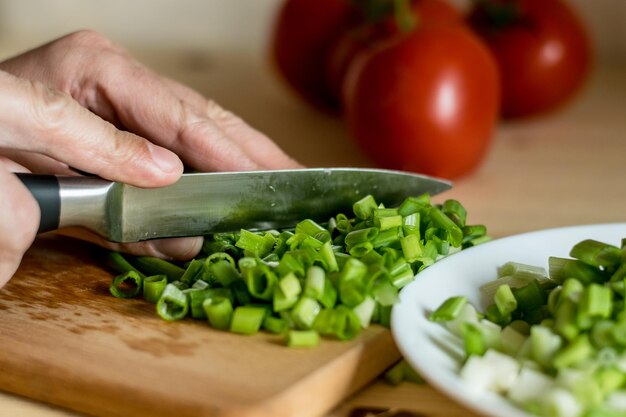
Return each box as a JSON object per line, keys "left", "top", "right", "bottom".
{"left": 391, "top": 223, "right": 626, "bottom": 417}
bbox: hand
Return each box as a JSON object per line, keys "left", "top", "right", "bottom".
{"left": 0, "top": 30, "right": 300, "bottom": 288}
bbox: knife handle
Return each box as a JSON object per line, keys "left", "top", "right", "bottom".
{"left": 15, "top": 173, "right": 61, "bottom": 234}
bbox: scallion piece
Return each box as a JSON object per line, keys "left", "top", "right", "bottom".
{"left": 110, "top": 270, "right": 143, "bottom": 299}
{"left": 318, "top": 277, "right": 338, "bottom": 309}
{"left": 156, "top": 283, "right": 189, "bottom": 321}
{"left": 352, "top": 296, "right": 376, "bottom": 328}
{"left": 263, "top": 315, "right": 289, "bottom": 334}
{"left": 335, "top": 213, "right": 352, "bottom": 233}
{"left": 402, "top": 213, "right": 420, "bottom": 237}
{"left": 203, "top": 297, "right": 233, "bottom": 330}
{"left": 304, "top": 266, "right": 325, "bottom": 299}
{"left": 286, "top": 330, "right": 320, "bottom": 348}
{"left": 400, "top": 234, "right": 422, "bottom": 263}
{"left": 243, "top": 264, "right": 277, "bottom": 301}
{"left": 397, "top": 194, "right": 429, "bottom": 216}
{"left": 429, "top": 296, "right": 468, "bottom": 322}
{"left": 106, "top": 252, "right": 145, "bottom": 277}
{"left": 143, "top": 274, "right": 167, "bottom": 303}
{"left": 208, "top": 259, "right": 240, "bottom": 287}
{"left": 133, "top": 256, "right": 184, "bottom": 281}
{"left": 375, "top": 214, "right": 403, "bottom": 231}
{"left": 236, "top": 230, "right": 275, "bottom": 258}
{"left": 442, "top": 199, "right": 467, "bottom": 228}
{"left": 230, "top": 306, "right": 267, "bottom": 335}
{"left": 495, "top": 284, "right": 518, "bottom": 316}
{"left": 462, "top": 322, "right": 486, "bottom": 357}
{"left": 353, "top": 195, "right": 377, "bottom": 220}
{"left": 570, "top": 239, "right": 622, "bottom": 268}
{"left": 552, "top": 334, "right": 593, "bottom": 369}
{"left": 549, "top": 256, "right": 605, "bottom": 285}
{"left": 345, "top": 228, "right": 379, "bottom": 248}
{"left": 579, "top": 283, "right": 612, "bottom": 319}
{"left": 429, "top": 207, "right": 463, "bottom": 247}
{"left": 319, "top": 241, "right": 338, "bottom": 272}
{"left": 295, "top": 219, "right": 330, "bottom": 242}
{"left": 180, "top": 258, "right": 205, "bottom": 286}
{"left": 291, "top": 297, "right": 321, "bottom": 330}
{"left": 333, "top": 306, "right": 362, "bottom": 340}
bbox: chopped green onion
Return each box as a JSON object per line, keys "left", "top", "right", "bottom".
{"left": 110, "top": 270, "right": 143, "bottom": 299}
{"left": 400, "top": 234, "right": 422, "bottom": 263}
{"left": 291, "top": 297, "right": 321, "bottom": 330}
{"left": 570, "top": 239, "right": 622, "bottom": 268}
{"left": 263, "top": 315, "right": 289, "bottom": 334}
{"left": 203, "top": 297, "right": 233, "bottom": 330}
{"left": 397, "top": 194, "right": 429, "bottom": 216}
{"left": 353, "top": 195, "right": 377, "bottom": 220}
{"left": 442, "top": 199, "right": 467, "bottom": 228}
{"left": 156, "top": 284, "right": 189, "bottom": 321}
{"left": 295, "top": 219, "right": 330, "bottom": 242}
{"left": 106, "top": 251, "right": 145, "bottom": 277}
{"left": 462, "top": 322, "right": 487, "bottom": 357}
{"left": 286, "top": 330, "right": 320, "bottom": 348}
{"left": 243, "top": 264, "right": 277, "bottom": 301}
{"left": 143, "top": 275, "right": 167, "bottom": 303}
{"left": 579, "top": 283, "right": 612, "bottom": 319}
{"left": 429, "top": 207, "right": 463, "bottom": 247}
{"left": 133, "top": 256, "right": 184, "bottom": 281}
{"left": 236, "top": 230, "right": 275, "bottom": 258}
{"left": 230, "top": 306, "right": 267, "bottom": 335}
{"left": 549, "top": 256, "right": 605, "bottom": 285}
{"left": 180, "top": 258, "right": 205, "bottom": 286}
{"left": 429, "top": 296, "right": 468, "bottom": 322}
{"left": 304, "top": 266, "right": 325, "bottom": 299}
{"left": 553, "top": 334, "right": 593, "bottom": 369}
{"left": 495, "top": 284, "right": 518, "bottom": 316}
{"left": 208, "top": 259, "right": 240, "bottom": 287}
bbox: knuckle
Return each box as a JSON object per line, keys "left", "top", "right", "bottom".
{"left": 58, "top": 30, "right": 117, "bottom": 52}
{"left": 27, "top": 80, "right": 75, "bottom": 137}
{"left": 205, "top": 99, "right": 238, "bottom": 123}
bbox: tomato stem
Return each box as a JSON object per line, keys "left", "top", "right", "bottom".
{"left": 474, "top": 0, "right": 521, "bottom": 28}
{"left": 393, "top": 0, "right": 417, "bottom": 32}
{"left": 350, "top": 0, "right": 416, "bottom": 32}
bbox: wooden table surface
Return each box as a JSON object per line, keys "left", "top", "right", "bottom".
{"left": 0, "top": 41, "right": 624, "bottom": 417}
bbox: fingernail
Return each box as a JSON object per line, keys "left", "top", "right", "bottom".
{"left": 149, "top": 145, "right": 183, "bottom": 174}
{"left": 151, "top": 237, "right": 203, "bottom": 260}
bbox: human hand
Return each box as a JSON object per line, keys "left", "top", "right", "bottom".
{"left": 0, "top": 30, "right": 300, "bottom": 287}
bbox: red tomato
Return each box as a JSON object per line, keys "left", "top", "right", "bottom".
{"left": 270, "top": 0, "right": 360, "bottom": 113}
{"left": 325, "top": 0, "right": 464, "bottom": 103}
{"left": 468, "top": 0, "right": 592, "bottom": 118}
{"left": 343, "top": 25, "right": 500, "bottom": 179}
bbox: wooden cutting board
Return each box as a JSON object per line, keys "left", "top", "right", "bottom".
{"left": 0, "top": 236, "right": 401, "bottom": 417}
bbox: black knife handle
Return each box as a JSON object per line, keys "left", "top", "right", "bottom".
{"left": 15, "top": 173, "right": 60, "bottom": 234}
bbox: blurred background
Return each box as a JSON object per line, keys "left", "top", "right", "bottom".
{"left": 0, "top": 0, "right": 625, "bottom": 239}
{"left": 0, "top": 0, "right": 624, "bottom": 171}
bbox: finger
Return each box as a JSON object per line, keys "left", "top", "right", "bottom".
{"left": 0, "top": 149, "right": 76, "bottom": 175}
{"left": 0, "top": 155, "right": 31, "bottom": 173}
{"left": 0, "top": 166, "right": 40, "bottom": 288}
{"left": 203, "top": 100, "right": 303, "bottom": 169}
{"left": 0, "top": 70, "right": 183, "bottom": 187}
{"left": 57, "top": 228, "right": 203, "bottom": 261}
{"left": 92, "top": 63, "right": 261, "bottom": 172}
{"left": 154, "top": 75, "right": 303, "bottom": 169}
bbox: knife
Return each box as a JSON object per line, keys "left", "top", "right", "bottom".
{"left": 16, "top": 168, "right": 451, "bottom": 243}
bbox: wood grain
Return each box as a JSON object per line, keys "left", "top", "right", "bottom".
{"left": 0, "top": 236, "right": 400, "bottom": 417}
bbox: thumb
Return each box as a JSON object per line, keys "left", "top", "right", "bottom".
{"left": 0, "top": 165, "right": 40, "bottom": 288}
{"left": 0, "top": 70, "right": 183, "bottom": 188}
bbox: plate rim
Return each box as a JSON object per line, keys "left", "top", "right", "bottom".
{"left": 390, "top": 222, "right": 626, "bottom": 417}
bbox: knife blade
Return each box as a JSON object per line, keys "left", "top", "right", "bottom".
{"left": 17, "top": 168, "right": 451, "bottom": 243}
